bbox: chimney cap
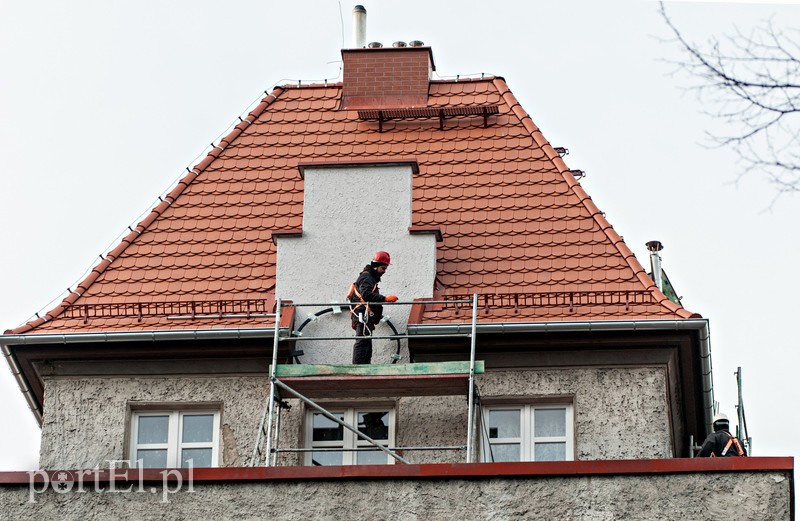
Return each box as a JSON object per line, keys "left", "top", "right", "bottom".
{"left": 367, "top": 41, "right": 383, "bottom": 48}
{"left": 353, "top": 5, "right": 366, "bottom": 12}
{"left": 646, "top": 240, "right": 664, "bottom": 252}
{"left": 393, "top": 41, "right": 407, "bottom": 48}
{"left": 409, "top": 40, "right": 425, "bottom": 47}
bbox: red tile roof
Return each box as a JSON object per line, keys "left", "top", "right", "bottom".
{"left": 7, "top": 76, "right": 698, "bottom": 335}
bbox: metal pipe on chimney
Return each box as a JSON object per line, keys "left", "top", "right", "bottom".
{"left": 646, "top": 240, "right": 664, "bottom": 292}
{"left": 352, "top": 5, "right": 367, "bottom": 48}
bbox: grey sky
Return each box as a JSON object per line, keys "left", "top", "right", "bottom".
{"left": 1, "top": 0, "right": 798, "bottom": 472}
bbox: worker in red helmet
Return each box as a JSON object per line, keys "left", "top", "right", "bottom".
{"left": 347, "top": 251, "right": 398, "bottom": 364}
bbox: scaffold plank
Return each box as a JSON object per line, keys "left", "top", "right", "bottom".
{"left": 272, "top": 361, "right": 484, "bottom": 398}
{"left": 273, "top": 361, "right": 484, "bottom": 378}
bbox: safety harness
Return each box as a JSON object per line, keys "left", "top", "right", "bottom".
{"left": 347, "top": 281, "right": 377, "bottom": 331}
{"left": 712, "top": 433, "right": 745, "bottom": 457}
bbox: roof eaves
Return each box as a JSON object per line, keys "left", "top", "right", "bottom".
{"left": 491, "top": 77, "right": 699, "bottom": 319}
{"left": 6, "top": 87, "right": 288, "bottom": 335}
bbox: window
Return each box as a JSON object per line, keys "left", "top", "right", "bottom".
{"left": 305, "top": 407, "right": 395, "bottom": 466}
{"left": 481, "top": 404, "right": 573, "bottom": 462}
{"left": 131, "top": 410, "right": 220, "bottom": 468}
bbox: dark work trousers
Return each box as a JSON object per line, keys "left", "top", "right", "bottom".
{"left": 353, "top": 320, "right": 374, "bottom": 364}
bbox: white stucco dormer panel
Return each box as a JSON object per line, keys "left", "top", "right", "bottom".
{"left": 275, "top": 162, "right": 436, "bottom": 364}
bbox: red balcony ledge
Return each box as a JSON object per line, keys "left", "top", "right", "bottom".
{"left": 0, "top": 457, "right": 792, "bottom": 484}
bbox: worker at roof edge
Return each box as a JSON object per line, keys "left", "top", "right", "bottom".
{"left": 697, "top": 413, "right": 747, "bottom": 457}
{"left": 348, "top": 251, "right": 398, "bottom": 364}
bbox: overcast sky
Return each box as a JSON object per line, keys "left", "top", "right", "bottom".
{"left": 1, "top": 0, "right": 799, "bottom": 472}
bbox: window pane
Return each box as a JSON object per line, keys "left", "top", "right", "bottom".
{"left": 137, "top": 449, "right": 168, "bottom": 468}
{"left": 357, "top": 449, "right": 388, "bottom": 465}
{"left": 181, "top": 448, "right": 212, "bottom": 468}
{"left": 534, "top": 408, "right": 566, "bottom": 437}
{"left": 182, "top": 414, "right": 214, "bottom": 443}
{"left": 488, "top": 409, "right": 520, "bottom": 439}
{"left": 310, "top": 451, "right": 343, "bottom": 466}
{"left": 487, "top": 443, "right": 520, "bottom": 462}
{"left": 534, "top": 442, "right": 566, "bottom": 461}
{"left": 312, "top": 413, "right": 344, "bottom": 442}
{"left": 137, "top": 416, "right": 169, "bottom": 444}
{"left": 358, "top": 412, "right": 389, "bottom": 440}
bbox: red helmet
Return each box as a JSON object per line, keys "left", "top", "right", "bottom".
{"left": 373, "top": 251, "right": 391, "bottom": 266}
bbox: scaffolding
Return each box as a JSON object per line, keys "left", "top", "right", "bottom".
{"left": 250, "top": 295, "right": 480, "bottom": 466}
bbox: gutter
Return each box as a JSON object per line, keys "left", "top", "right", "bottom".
{"left": 1, "top": 343, "right": 42, "bottom": 424}
{"left": 0, "top": 327, "right": 284, "bottom": 346}
{"left": 408, "top": 319, "right": 714, "bottom": 433}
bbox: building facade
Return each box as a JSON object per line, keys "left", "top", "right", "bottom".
{"left": 1, "top": 34, "right": 793, "bottom": 520}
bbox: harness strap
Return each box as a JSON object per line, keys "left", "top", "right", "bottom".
{"left": 348, "top": 282, "right": 378, "bottom": 318}
{"left": 720, "top": 433, "right": 745, "bottom": 456}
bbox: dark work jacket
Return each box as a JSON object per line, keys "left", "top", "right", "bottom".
{"left": 698, "top": 430, "right": 747, "bottom": 457}
{"left": 350, "top": 265, "right": 386, "bottom": 325}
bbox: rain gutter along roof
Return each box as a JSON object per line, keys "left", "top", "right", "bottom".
{"left": 0, "top": 328, "right": 284, "bottom": 346}
{"left": 1, "top": 343, "right": 41, "bottom": 424}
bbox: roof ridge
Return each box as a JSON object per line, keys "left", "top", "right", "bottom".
{"left": 491, "top": 77, "right": 699, "bottom": 319}
{"left": 6, "top": 88, "right": 287, "bottom": 335}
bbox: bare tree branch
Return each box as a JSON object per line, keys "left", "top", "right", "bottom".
{"left": 659, "top": 2, "right": 800, "bottom": 197}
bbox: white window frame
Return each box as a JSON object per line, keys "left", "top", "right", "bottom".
{"left": 130, "top": 410, "right": 221, "bottom": 468}
{"left": 304, "top": 406, "right": 396, "bottom": 466}
{"left": 481, "top": 403, "right": 574, "bottom": 462}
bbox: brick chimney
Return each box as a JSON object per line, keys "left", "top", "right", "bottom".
{"left": 340, "top": 47, "right": 435, "bottom": 109}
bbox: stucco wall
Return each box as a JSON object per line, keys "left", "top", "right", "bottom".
{"left": 481, "top": 367, "right": 673, "bottom": 460}
{"left": 40, "top": 365, "right": 671, "bottom": 468}
{"left": 0, "top": 470, "right": 791, "bottom": 520}
{"left": 275, "top": 164, "right": 436, "bottom": 365}
{"left": 394, "top": 366, "right": 671, "bottom": 464}
{"left": 39, "top": 376, "right": 270, "bottom": 469}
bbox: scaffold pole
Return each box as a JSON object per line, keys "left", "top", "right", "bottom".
{"left": 263, "top": 298, "right": 282, "bottom": 466}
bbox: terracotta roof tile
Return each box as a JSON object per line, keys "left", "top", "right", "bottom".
{"left": 8, "top": 78, "right": 699, "bottom": 335}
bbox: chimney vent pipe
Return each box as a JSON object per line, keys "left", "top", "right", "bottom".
{"left": 646, "top": 240, "right": 664, "bottom": 292}
{"left": 352, "top": 5, "right": 367, "bottom": 48}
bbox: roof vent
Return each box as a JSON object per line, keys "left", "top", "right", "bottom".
{"left": 352, "top": 5, "right": 367, "bottom": 48}
{"left": 646, "top": 240, "right": 664, "bottom": 292}
{"left": 409, "top": 40, "right": 425, "bottom": 47}
{"left": 393, "top": 41, "right": 407, "bottom": 48}
{"left": 367, "top": 41, "right": 383, "bottom": 48}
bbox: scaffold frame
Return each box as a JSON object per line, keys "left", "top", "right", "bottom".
{"left": 250, "top": 295, "right": 480, "bottom": 467}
